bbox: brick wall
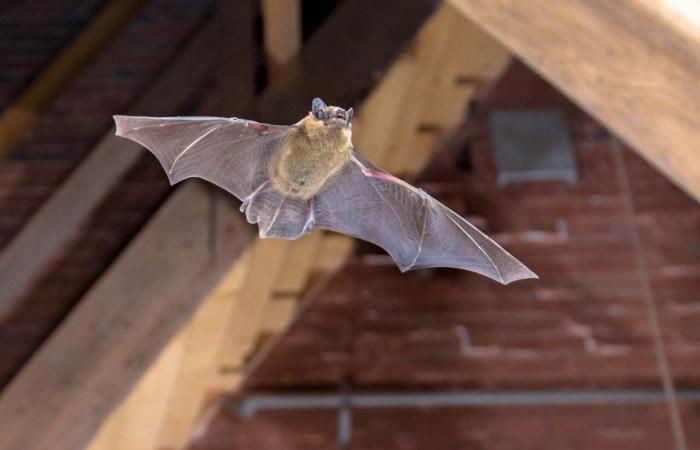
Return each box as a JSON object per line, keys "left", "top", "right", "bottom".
{"left": 245, "top": 62, "right": 700, "bottom": 391}
{"left": 188, "top": 61, "right": 700, "bottom": 449}
{"left": 190, "top": 404, "right": 700, "bottom": 450}
{"left": 0, "top": 0, "right": 106, "bottom": 108}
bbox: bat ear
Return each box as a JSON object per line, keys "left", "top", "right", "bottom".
{"left": 346, "top": 107, "right": 354, "bottom": 126}
{"left": 312, "top": 97, "right": 327, "bottom": 118}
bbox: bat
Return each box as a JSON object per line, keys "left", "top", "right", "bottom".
{"left": 114, "top": 98, "right": 537, "bottom": 284}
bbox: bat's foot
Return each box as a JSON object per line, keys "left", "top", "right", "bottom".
{"left": 240, "top": 181, "right": 270, "bottom": 215}
{"left": 239, "top": 198, "right": 250, "bottom": 214}
{"left": 303, "top": 198, "right": 315, "bottom": 235}
{"left": 304, "top": 220, "right": 315, "bottom": 235}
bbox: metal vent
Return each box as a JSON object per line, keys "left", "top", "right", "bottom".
{"left": 489, "top": 110, "right": 577, "bottom": 184}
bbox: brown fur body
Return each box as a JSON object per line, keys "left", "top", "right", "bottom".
{"left": 272, "top": 113, "right": 352, "bottom": 199}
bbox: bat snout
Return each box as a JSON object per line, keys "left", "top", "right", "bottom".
{"left": 324, "top": 107, "right": 353, "bottom": 127}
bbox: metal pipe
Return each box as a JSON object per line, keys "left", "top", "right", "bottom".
{"left": 233, "top": 388, "right": 700, "bottom": 418}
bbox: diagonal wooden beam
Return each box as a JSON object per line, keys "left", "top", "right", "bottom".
{"left": 0, "top": 3, "right": 442, "bottom": 450}
{"left": 0, "top": 183, "right": 254, "bottom": 450}
{"left": 449, "top": 0, "right": 700, "bottom": 203}
{"left": 84, "top": 6, "right": 510, "bottom": 450}
{"left": 0, "top": 19, "right": 221, "bottom": 324}
{"left": 258, "top": 0, "right": 440, "bottom": 123}
{"left": 0, "top": 0, "right": 152, "bottom": 158}
{"left": 261, "top": 0, "right": 302, "bottom": 87}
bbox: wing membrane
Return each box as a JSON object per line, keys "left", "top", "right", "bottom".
{"left": 314, "top": 151, "right": 537, "bottom": 284}
{"left": 114, "top": 115, "right": 291, "bottom": 200}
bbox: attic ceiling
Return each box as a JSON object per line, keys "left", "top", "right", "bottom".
{"left": 0, "top": 1, "right": 699, "bottom": 450}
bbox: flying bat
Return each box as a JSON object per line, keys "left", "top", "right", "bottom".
{"left": 114, "top": 98, "right": 537, "bottom": 284}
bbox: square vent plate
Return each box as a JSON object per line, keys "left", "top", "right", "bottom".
{"left": 489, "top": 110, "right": 577, "bottom": 185}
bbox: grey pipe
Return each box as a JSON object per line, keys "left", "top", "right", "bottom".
{"left": 234, "top": 388, "right": 700, "bottom": 418}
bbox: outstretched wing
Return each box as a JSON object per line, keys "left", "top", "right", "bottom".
{"left": 113, "top": 115, "right": 292, "bottom": 200}
{"left": 313, "top": 150, "right": 537, "bottom": 284}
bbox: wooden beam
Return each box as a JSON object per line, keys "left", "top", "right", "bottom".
{"left": 0, "top": 183, "right": 253, "bottom": 450}
{"left": 0, "top": 19, "right": 221, "bottom": 324}
{"left": 90, "top": 3, "right": 451, "bottom": 448}
{"left": 183, "top": 4, "right": 510, "bottom": 446}
{"left": 382, "top": 4, "right": 510, "bottom": 173}
{"left": 449, "top": 0, "right": 700, "bottom": 203}
{"left": 89, "top": 3, "right": 260, "bottom": 447}
{"left": 211, "top": 0, "right": 257, "bottom": 116}
{"left": 0, "top": 0, "right": 152, "bottom": 158}
{"left": 1, "top": 3, "right": 442, "bottom": 450}
{"left": 86, "top": 339, "right": 183, "bottom": 450}
{"left": 261, "top": 0, "right": 302, "bottom": 87}
{"left": 258, "top": 0, "right": 440, "bottom": 123}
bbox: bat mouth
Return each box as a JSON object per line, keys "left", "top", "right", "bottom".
{"left": 325, "top": 108, "right": 352, "bottom": 127}
{"left": 327, "top": 110, "right": 347, "bottom": 126}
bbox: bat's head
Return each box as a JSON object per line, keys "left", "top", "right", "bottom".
{"left": 311, "top": 97, "right": 353, "bottom": 128}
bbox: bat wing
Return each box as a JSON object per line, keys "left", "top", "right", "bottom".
{"left": 114, "top": 115, "right": 320, "bottom": 240}
{"left": 113, "top": 115, "right": 291, "bottom": 200}
{"left": 313, "top": 151, "right": 537, "bottom": 284}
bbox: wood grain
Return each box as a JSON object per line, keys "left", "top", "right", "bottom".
{"left": 0, "top": 183, "right": 253, "bottom": 450}
{"left": 261, "top": 0, "right": 302, "bottom": 86}
{"left": 3, "top": 3, "right": 445, "bottom": 450}
{"left": 450, "top": 0, "right": 700, "bottom": 203}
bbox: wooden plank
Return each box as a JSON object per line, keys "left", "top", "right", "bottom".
{"left": 261, "top": 0, "right": 302, "bottom": 87}
{"left": 85, "top": 4, "right": 260, "bottom": 444}
{"left": 209, "top": 0, "right": 495, "bottom": 389}
{"left": 380, "top": 6, "right": 460, "bottom": 173}
{"left": 205, "top": 0, "right": 466, "bottom": 389}
{"left": 217, "top": 1, "right": 511, "bottom": 393}
{"left": 0, "top": 19, "right": 221, "bottom": 324}
{"left": 209, "top": 0, "right": 501, "bottom": 395}
{"left": 211, "top": 0, "right": 257, "bottom": 116}
{"left": 86, "top": 337, "right": 184, "bottom": 450}
{"left": 216, "top": 239, "right": 294, "bottom": 374}
{"left": 139, "top": 5, "right": 452, "bottom": 442}
{"left": 273, "top": 231, "right": 324, "bottom": 293}
{"left": 147, "top": 231, "right": 324, "bottom": 450}
{"left": 150, "top": 276, "right": 243, "bottom": 450}
{"left": 0, "top": 0, "right": 152, "bottom": 158}
{"left": 6, "top": 4, "right": 442, "bottom": 450}
{"left": 258, "top": 0, "right": 440, "bottom": 123}
{"left": 150, "top": 250, "right": 253, "bottom": 450}
{"left": 449, "top": 0, "right": 700, "bottom": 203}
{"left": 396, "top": 5, "right": 510, "bottom": 174}
{"left": 0, "top": 183, "right": 254, "bottom": 450}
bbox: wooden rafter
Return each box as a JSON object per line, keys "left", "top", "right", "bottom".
{"left": 0, "top": 183, "right": 254, "bottom": 450}
{"left": 0, "top": 0, "right": 152, "bottom": 159}
{"left": 450, "top": 0, "right": 700, "bottom": 203}
{"left": 258, "top": 0, "right": 441, "bottom": 123}
{"left": 82, "top": 5, "right": 511, "bottom": 450}
{"left": 0, "top": 2, "right": 441, "bottom": 450}
{"left": 261, "top": 0, "right": 302, "bottom": 87}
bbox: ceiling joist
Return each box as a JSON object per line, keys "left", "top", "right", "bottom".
{"left": 0, "top": 2, "right": 442, "bottom": 450}
{"left": 82, "top": 5, "right": 511, "bottom": 450}
{"left": 450, "top": 0, "right": 700, "bottom": 203}
{"left": 0, "top": 183, "right": 254, "bottom": 450}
